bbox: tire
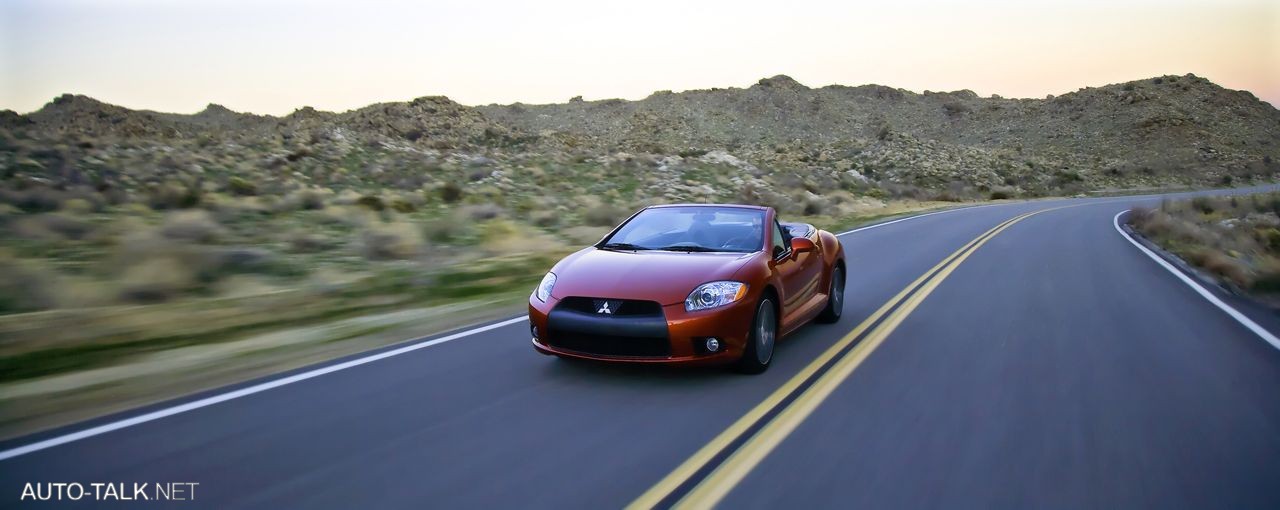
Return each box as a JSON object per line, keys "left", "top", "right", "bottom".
{"left": 816, "top": 265, "right": 845, "bottom": 323}
{"left": 736, "top": 297, "right": 777, "bottom": 374}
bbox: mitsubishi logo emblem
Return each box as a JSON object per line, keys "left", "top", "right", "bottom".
{"left": 597, "top": 302, "right": 613, "bottom": 314}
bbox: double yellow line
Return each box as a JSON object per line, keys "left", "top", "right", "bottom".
{"left": 628, "top": 207, "right": 1055, "bottom": 509}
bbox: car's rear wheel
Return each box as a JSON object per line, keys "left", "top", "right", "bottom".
{"left": 817, "top": 265, "right": 844, "bottom": 323}
{"left": 736, "top": 297, "right": 776, "bottom": 374}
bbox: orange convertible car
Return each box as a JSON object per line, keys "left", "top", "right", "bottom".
{"left": 529, "top": 204, "right": 845, "bottom": 373}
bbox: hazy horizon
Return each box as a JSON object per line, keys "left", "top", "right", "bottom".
{"left": 2, "top": 0, "right": 1277, "bottom": 115}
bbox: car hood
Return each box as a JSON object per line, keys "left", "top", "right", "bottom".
{"left": 550, "top": 248, "right": 757, "bottom": 306}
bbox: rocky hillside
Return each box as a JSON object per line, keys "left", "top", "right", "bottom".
{"left": 2, "top": 73, "right": 1278, "bottom": 217}
{"left": 482, "top": 74, "right": 1280, "bottom": 191}
{"left": 0, "top": 73, "right": 1277, "bottom": 317}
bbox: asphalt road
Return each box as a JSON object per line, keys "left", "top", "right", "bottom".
{"left": 4, "top": 189, "right": 1280, "bottom": 508}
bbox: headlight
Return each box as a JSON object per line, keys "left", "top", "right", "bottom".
{"left": 685, "top": 281, "right": 747, "bottom": 312}
{"left": 535, "top": 272, "right": 557, "bottom": 302}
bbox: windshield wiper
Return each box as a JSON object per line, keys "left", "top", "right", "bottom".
{"left": 657, "top": 245, "right": 720, "bottom": 252}
{"left": 599, "top": 242, "right": 651, "bottom": 251}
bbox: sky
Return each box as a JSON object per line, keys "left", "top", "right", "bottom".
{"left": 1, "top": 0, "right": 1277, "bottom": 115}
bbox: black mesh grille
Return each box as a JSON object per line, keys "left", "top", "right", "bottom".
{"left": 547, "top": 331, "right": 671, "bottom": 358}
{"left": 546, "top": 297, "right": 670, "bottom": 358}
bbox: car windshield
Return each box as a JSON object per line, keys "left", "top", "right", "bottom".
{"left": 599, "top": 207, "right": 766, "bottom": 253}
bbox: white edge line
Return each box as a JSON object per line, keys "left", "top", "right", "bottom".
{"left": 1113, "top": 210, "right": 1280, "bottom": 351}
{"left": 0, "top": 199, "right": 988, "bottom": 460}
{"left": 0, "top": 316, "right": 528, "bottom": 462}
{"left": 0, "top": 202, "right": 963, "bottom": 462}
{"left": 4, "top": 201, "right": 1269, "bottom": 461}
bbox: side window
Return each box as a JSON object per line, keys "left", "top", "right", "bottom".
{"left": 772, "top": 221, "right": 787, "bottom": 258}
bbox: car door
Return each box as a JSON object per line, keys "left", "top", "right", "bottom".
{"left": 770, "top": 219, "right": 822, "bottom": 330}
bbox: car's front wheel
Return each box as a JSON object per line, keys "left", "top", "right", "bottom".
{"left": 816, "top": 265, "right": 844, "bottom": 323}
{"left": 736, "top": 297, "right": 776, "bottom": 374}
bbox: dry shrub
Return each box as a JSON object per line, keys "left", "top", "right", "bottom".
{"left": 479, "top": 219, "right": 519, "bottom": 252}
{"left": 1127, "top": 207, "right": 1155, "bottom": 225}
{"left": 0, "top": 203, "right": 18, "bottom": 223}
{"left": 1255, "top": 227, "right": 1280, "bottom": 254}
{"left": 0, "top": 255, "right": 61, "bottom": 312}
{"left": 280, "top": 188, "right": 327, "bottom": 211}
{"left": 562, "top": 226, "right": 610, "bottom": 245}
{"left": 421, "top": 219, "right": 457, "bottom": 244}
{"left": 1190, "top": 196, "right": 1216, "bottom": 215}
{"left": 204, "top": 194, "right": 271, "bottom": 217}
{"left": 1250, "top": 259, "right": 1280, "bottom": 294}
{"left": 333, "top": 189, "right": 363, "bottom": 205}
{"left": 531, "top": 210, "right": 559, "bottom": 227}
{"left": 0, "top": 187, "right": 62, "bottom": 212}
{"left": 931, "top": 190, "right": 963, "bottom": 202}
{"left": 1131, "top": 208, "right": 1214, "bottom": 247}
{"left": 214, "top": 247, "right": 289, "bottom": 276}
{"left": 1196, "top": 249, "right": 1252, "bottom": 288}
{"left": 801, "top": 195, "right": 829, "bottom": 216}
{"left": 359, "top": 222, "right": 422, "bottom": 260}
{"left": 112, "top": 227, "right": 294, "bottom": 303}
{"left": 989, "top": 187, "right": 1016, "bottom": 200}
{"left": 462, "top": 203, "right": 504, "bottom": 221}
{"left": 932, "top": 181, "right": 975, "bottom": 202}
{"left": 118, "top": 256, "right": 197, "bottom": 303}
{"left": 319, "top": 205, "right": 375, "bottom": 228}
{"left": 737, "top": 183, "right": 765, "bottom": 206}
{"left": 389, "top": 194, "right": 420, "bottom": 213}
{"left": 483, "top": 226, "right": 561, "bottom": 255}
{"left": 211, "top": 274, "right": 280, "bottom": 298}
{"left": 474, "top": 219, "right": 560, "bottom": 255}
{"left": 11, "top": 213, "right": 97, "bottom": 240}
{"left": 160, "top": 210, "right": 224, "bottom": 243}
{"left": 60, "top": 198, "right": 96, "bottom": 214}
{"left": 148, "top": 182, "right": 200, "bottom": 210}
{"left": 736, "top": 183, "right": 789, "bottom": 210}
{"left": 50, "top": 277, "right": 112, "bottom": 308}
{"left": 879, "top": 181, "right": 928, "bottom": 200}
{"left": 287, "top": 231, "right": 332, "bottom": 253}
{"left": 583, "top": 203, "right": 626, "bottom": 227}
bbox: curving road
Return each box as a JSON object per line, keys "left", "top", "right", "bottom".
{"left": 4, "top": 189, "right": 1280, "bottom": 508}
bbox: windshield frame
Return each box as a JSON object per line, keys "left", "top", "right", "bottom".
{"left": 596, "top": 205, "right": 768, "bottom": 254}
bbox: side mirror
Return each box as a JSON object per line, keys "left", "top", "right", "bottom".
{"left": 790, "top": 237, "right": 816, "bottom": 253}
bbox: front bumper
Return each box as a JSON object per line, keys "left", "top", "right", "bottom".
{"left": 528, "top": 293, "right": 755, "bottom": 365}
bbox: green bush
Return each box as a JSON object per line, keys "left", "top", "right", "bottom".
{"left": 228, "top": 176, "right": 257, "bottom": 196}
{"left": 355, "top": 195, "right": 385, "bottom": 211}
{"left": 390, "top": 197, "right": 417, "bottom": 213}
{"left": 1190, "top": 196, "right": 1215, "bottom": 214}
{"left": 440, "top": 182, "right": 463, "bottom": 203}
{"left": 148, "top": 183, "right": 200, "bottom": 210}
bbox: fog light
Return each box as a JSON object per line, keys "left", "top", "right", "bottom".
{"left": 531, "top": 325, "right": 539, "bottom": 340}
{"left": 705, "top": 337, "right": 720, "bottom": 352}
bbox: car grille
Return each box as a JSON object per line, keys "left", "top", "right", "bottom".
{"left": 546, "top": 297, "right": 670, "bottom": 358}
{"left": 547, "top": 331, "right": 672, "bottom": 358}
{"left": 555, "top": 297, "right": 663, "bottom": 317}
